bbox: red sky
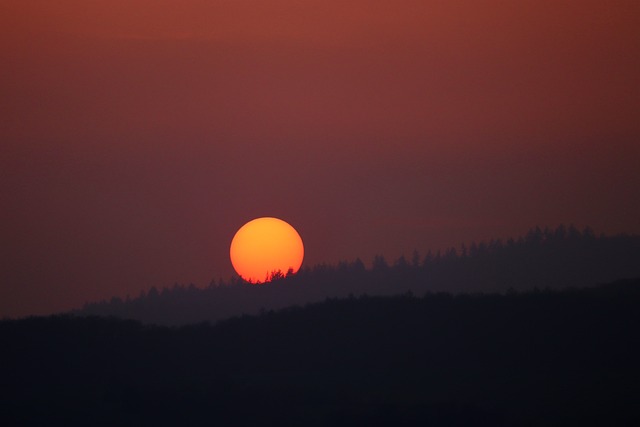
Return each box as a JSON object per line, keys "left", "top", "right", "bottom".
{"left": 1, "top": 1, "right": 639, "bottom": 317}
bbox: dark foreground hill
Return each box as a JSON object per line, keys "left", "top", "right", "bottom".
{"left": 3, "top": 278, "right": 640, "bottom": 426}
{"left": 78, "top": 226, "right": 640, "bottom": 325}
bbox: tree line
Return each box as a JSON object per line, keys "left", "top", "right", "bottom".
{"left": 77, "top": 225, "right": 640, "bottom": 325}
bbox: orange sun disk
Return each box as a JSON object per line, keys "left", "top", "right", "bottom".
{"left": 230, "top": 217, "right": 304, "bottom": 283}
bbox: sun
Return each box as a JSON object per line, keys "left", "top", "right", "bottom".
{"left": 230, "top": 217, "right": 304, "bottom": 283}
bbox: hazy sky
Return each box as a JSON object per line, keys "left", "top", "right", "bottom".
{"left": 2, "top": 1, "right": 639, "bottom": 317}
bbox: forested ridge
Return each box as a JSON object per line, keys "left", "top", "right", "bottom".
{"left": 2, "top": 278, "right": 639, "bottom": 426}
{"left": 78, "top": 226, "right": 640, "bottom": 325}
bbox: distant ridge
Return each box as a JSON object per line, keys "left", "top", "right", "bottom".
{"left": 76, "top": 225, "right": 640, "bottom": 325}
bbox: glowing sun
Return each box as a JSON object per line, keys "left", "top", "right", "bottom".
{"left": 230, "top": 217, "right": 304, "bottom": 283}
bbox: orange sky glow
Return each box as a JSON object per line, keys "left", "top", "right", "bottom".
{"left": 1, "top": 1, "right": 639, "bottom": 317}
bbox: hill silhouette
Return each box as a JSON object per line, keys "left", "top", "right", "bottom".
{"left": 77, "top": 225, "right": 640, "bottom": 325}
{"left": 2, "top": 279, "right": 639, "bottom": 426}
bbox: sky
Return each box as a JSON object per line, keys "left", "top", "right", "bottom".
{"left": 1, "top": 0, "right": 639, "bottom": 318}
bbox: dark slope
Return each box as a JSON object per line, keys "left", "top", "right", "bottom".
{"left": 77, "top": 227, "right": 640, "bottom": 325}
{"left": 2, "top": 278, "right": 639, "bottom": 426}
